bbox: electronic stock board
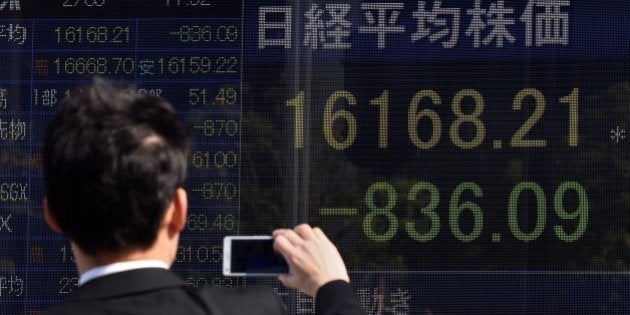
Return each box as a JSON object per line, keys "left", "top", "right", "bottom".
{"left": 0, "top": 1, "right": 629, "bottom": 313}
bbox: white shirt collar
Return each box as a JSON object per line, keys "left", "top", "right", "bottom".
{"left": 79, "top": 259, "right": 169, "bottom": 286}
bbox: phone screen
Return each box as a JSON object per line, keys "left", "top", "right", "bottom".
{"left": 228, "top": 238, "right": 289, "bottom": 275}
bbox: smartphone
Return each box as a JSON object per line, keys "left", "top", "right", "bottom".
{"left": 222, "top": 235, "right": 289, "bottom": 276}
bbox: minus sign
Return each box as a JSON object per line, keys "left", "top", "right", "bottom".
{"left": 319, "top": 208, "right": 358, "bottom": 216}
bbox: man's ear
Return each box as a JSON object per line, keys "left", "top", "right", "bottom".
{"left": 166, "top": 188, "right": 188, "bottom": 234}
{"left": 43, "top": 197, "right": 63, "bottom": 234}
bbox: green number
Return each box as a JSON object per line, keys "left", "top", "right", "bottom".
{"left": 508, "top": 182, "right": 546, "bottom": 242}
{"left": 405, "top": 182, "right": 440, "bottom": 242}
{"left": 554, "top": 181, "right": 588, "bottom": 242}
{"left": 363, "top": 182, "right": 398, "bottom": 242}
{"left": 449, "top": 182, "right": 483, "bottom": 242}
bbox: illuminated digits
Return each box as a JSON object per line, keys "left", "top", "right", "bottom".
{"left": 185, "top": 214, "right": 235, "bottom": 232}
{"left": 214, "top": 87, "right": 237, "bottom": 105}
{"left": 199, "top": 182, "right": 237, "bottom": 200}
{"left": 508, "top": 182, "right": 546, "bottom": 242}
{"left": 179, "top": 26, "right": 191, "bottom": 42}
{"left": 217, "top": 25, "right": 239, "bottom": 42}
{"left": 560, "top": 88, "right": 579, "bottom": 147}
{"left": 324, "top": 90, "right": 357, "bottom": 150}
{"left": 449, "top": 182, "right": 483, "bottom": 242}
{"left": 55, "top": 26, "right": 79, "bottom": 43}
{"left": 408, "top": 90, "right": 442, "bottom": 149}
{"left": 212, "top": 214, "right": 235, "bottom": 231}
{"left": 554, "top": 181, "right": 588, "bottom": 242}
{"left": 214, "top": 151, "right": 238, "bottom": 168}
{"left": 176, "top": 245, "right": 222, "bottom": 263}
{"left": 62, "top": 0, "right": 105, "bottom": 7}
{"left": 60, "top": 246, "right": 75, "bottom": 263}
{"left": 214, "top": 56, "right": 238, "bottom": 74}
{"left": 450, "top": 89, "right": 486, "bottom": 149}
{"left": 186, "top": 214, "right": 208, "bottom": 231}
{"left": 56, "top": 26, "right": 130, "bottom": 44}
{"left": 189, "top": 88, "right": 206, "bottom": 105}
{"left": 286, "top": 91, "right": 304, "bottom": 148}
{"left": 168, "top": 57, "right": 185, "bottom": 74}
{"left": 189, "top": 26, "right": 201, "bottom": 42}
{"left": 55, "top": 58, "right": 108, "bottom": 75}
{"left": 370, "top": 90, "right": 389, "bottom": 148}
{"left": 113, "top": 57, "right": 134, "bottom": 74}
{"left": 405, "top": 182, "right": 440, "bottom": 242}
{"left": 191, "top": 151, "right": 206, "bottom": 168}
{"left": 363, "top": 182, "right": 398, "bottom": 242}
{"left": 511, "top": 88, "right": 546, "bottom": 148}
{"left": 58, "top": 277, "right": 79, "bottom": 294}
{"left": 62, "top": 0, "right": 80, "bottom": 7}
{"left": 189, "top": 57, "right": 204, "bottom": 74}
{"left": 86, "top": 27, "right": 108, "bottom": 43}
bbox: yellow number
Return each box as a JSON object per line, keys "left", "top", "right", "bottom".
{"left": 559, "top": 88, "right": 579, "bottom": 147}
{"left": 450, "top": 89, "right": 486, "bottom": 149}
{"left": 370, "top": 90, "right": 389, "bottom": 148}
{"left": 324, "top": 91, "right": 357, "bottom": 150}
{"left": 511, "top": 88, "right": 546, "bottom": 148}
{"left": 408, "top": 90, "right": 442, "bottom": 149}
{"left": 286, "top": 91, "right": 304, "bottom": 149}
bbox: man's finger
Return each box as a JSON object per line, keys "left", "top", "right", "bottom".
{"left": 272, "top": 228, "right": 291, "bottom": 237}
{"left": 294, "top": 224, "right": 317, "bottom": 240}
{"left": 312, "top": 227, "right": 329, "bottom": 241}
{"left": 273, "top": 235, "right": 297, "bottom": 256}
{"left": 276, "top": 229, "right": 305, "bottom": 247}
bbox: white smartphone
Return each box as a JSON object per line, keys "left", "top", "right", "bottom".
{"left": 222, "top": 235, "right": 289, "bottom": 277}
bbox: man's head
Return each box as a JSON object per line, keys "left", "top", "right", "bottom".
{"left": 43, "top": 78, "right": 189, "bottom": 256}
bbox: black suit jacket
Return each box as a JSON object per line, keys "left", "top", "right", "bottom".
{"left": 45, "top": 268, "right": 366, "bottom": 315}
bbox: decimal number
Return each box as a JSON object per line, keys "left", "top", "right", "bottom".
{"left": 171, "top": 25, "right": 238, "bottom": 43}
{"left": 361, "top": 181, "right": 588, "bottom": 243}
{"left": 287, "top": 88, "right": 579, "bottom": 149}
{"left": 188, "top": 87, "right": 238, "bottom": 106}
{"left": 63, "top": 0, "right": 105, "bottom": 7}
{"left": 53, "top": 56, "right": 238, "bottom": 76}
{"left": 186, "top": 214, "right": 235, "bottom": 232}
{"left": 190, "top": 150, "right": 238, "bottom": 169}
{"left": 175, "top": 245, "right": 222, "bottom": 263}
{"left": 55, "top": 26, "right": 130, "bottom": 44}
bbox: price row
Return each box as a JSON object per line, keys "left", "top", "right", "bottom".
{"left": 30, "top": 56, "right": 238, "bottom": 77}
{"left": 343, "top": 181, "right": 588, "bottom": 243}
{"left": 0, "top": 87, "right": 238, "bottom": 109}
{"left": 287, "top": 88, "right": 579, "bottom": 150}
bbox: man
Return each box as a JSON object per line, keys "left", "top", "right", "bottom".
{"left": 43, "top": 78, "right": 366, "bottom": 315}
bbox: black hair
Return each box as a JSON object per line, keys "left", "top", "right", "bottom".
{"left": 43, "top": 78, "right": 189, "bottom": 255}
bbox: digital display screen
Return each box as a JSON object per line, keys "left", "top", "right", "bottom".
{"left": 226, "top": 238, "right": 289, "bottom": 275}
{"left": 1, "top": 1, "right": 628, "bottom": 313}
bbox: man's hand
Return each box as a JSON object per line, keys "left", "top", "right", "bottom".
{"left": 273, "top": 224, "right": 350, "bottom": 297}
